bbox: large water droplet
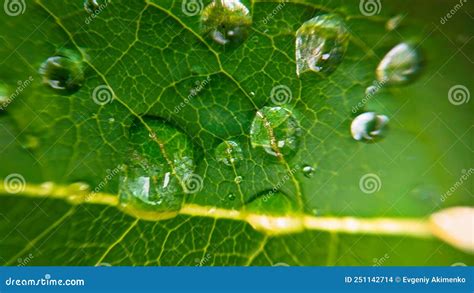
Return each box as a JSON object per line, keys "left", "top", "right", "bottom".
{"left": 245, "top": 191, "right": 304, "bottom": 235}
{"left": 39, "top": 53, "right": 84, "bottom": 94}
{"left": 376, "top": 42, "right": 421, "bottom": 85}
{"left": 215, "top": 140, "right": 243, "bottom": 166}
{"left": 201, "top": 0, "right": 252, "bottom": 46}
{"left": 295, "top": 14, "right": 349, "bottom": 77}
{"left": 302, "top": 165, "right": 314, "bottom": 178}
{"left": 250, "top": 106, "right": 301, "bottom": 158}
{"left": 119, "top": 118, "right": 195, "bottom": 221}
{"left": 351, "top": 112, "right": 389, "bottom": 141}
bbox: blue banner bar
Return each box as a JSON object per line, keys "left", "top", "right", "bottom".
{"left": 0, "top": 267, "right": 472, "bottom": 292}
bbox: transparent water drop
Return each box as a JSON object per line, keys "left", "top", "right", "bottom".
{"left": 302, "top": 165, "right": 314, "bottom": 178}
{"left": 376, "top": 42, "right": 421, "bottom": 85}
{"left": 215, "top": 140, "right": 243, "bottom": 166}
{"left": 119, "top": 118, "right": 195, "bottom": 221}
{"left": 108, "top": 117, "right": 115, "bottom": 123}
{"left": 228, "top": 193, "right": 236, "bottom": 201}
{"left": 245, "top": 190, "right": 304, "bottom": 235}
{"left": 201, "top": 0, "right": 252, "bottom": 46}
{"left": 350, "top": 112, "right": 389, "bottom": 141}
{"left": 250, "top": 106, "right": 301, "bottom": 158}
{"left": 386, "top": 14, "right": 403, "bottom": 31}
{"left": 365, "top": 85, "right": 377, "bottom": 96}
{"left": 295, "top": 14, "right": 349, "bottom": 77}
{"left": 20, "top": 134, "right": 40, "bottom": 150}
{"left": 84, "top": 0, "right": 98, "bottom": 13}
{"left": 0, "top": 83, "right": 10, "bottom": 109}
{"left": 234, "top": 175, "right": 242, "bottom": 184}
{"left": 84, "top": 0, "right": 107, "bottom": 14}
{"left": 39, "top": 52, "right": 84, "bottom": 94}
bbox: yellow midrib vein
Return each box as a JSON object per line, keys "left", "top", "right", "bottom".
{"left": 0, "top": 181, "right": 432, "bottom": 238}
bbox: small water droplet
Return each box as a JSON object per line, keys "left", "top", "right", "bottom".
{"left": 84, "top": 0, "right": 107, "bottom": 14}
{"left": 234, "top": 175, "right": 242, "bottom": 184}
{"left": 376, "top": 42, "right": 421, "bottom": 86}
{"left": 201, "top": 0, "right": 252, "bottom": 46}
{"left": 311, "top": 208, "right": 319, "bottom": 216}
{"left": 351, "top": 112, "right": 389, "bottom": 141}
{"left": 365, "top": 85, "right": 377, "bottom": 96}
{"left": 215, "top": 140, "right": 243, "bottom": 166}
{"left": 20, "top": 134, "right": 40, "bottom": 150}
{"left": 228, "top": 193, "right": 236, "bottom": 200}
{"left": 386, "top": 14, "right": 403, "bottom": 31}
{"left": 39, "top": 52, "right": 84, "bottom": 94}
{"left": 119, "top": 118, "right": 195, "bottom": 221}
{"left": 250, "top": 106, "right": 301, "bottom": 158}
{"left": 295, "top": 14, "right": 349, "bottom": 77}
{"left": 108, "top": 117, "right": 115, "bottom": 123}
{"left": 302, "top": 165, "right": 314, "bottom": 178}
{"left": 0, "top": 83, "right": 9, "bottom": 108}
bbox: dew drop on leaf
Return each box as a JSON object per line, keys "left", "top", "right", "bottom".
{"left": 39, "top": 53, "right": 84, "bottom": 94}
{"left": 215, "top": 140, "right": 243, "bottom": 166}
{"left": 302, "top": 165, "right": 314, "bottom": 178}
{"left": 295, "top": 14, "right": 349, "bottom": 77}
{"left": 376, "top": 42, "right": 421, "bottom": 85}
{"left": 350, "top": 112, "right": 389, "bottom": 141}
{"left": 365, "top": 85, "right": 377, "bottom": 96}
{"left": 386, "top": 14, "right": 404, "bottom": 31}
{"left": 245, "top": 190, "right": 304, "bottom": 235}
{"left": 0, "top": 83, "right": 9, "bottom": 108}
{"left": 227, "top": 193, "right": 236, "bottom": 200}
{"left": 234, "top": 175, "right": 242, "bottom": 184}
{"left": 84, "top": 0, "right": 107, "bottom": 14}
{"left": 250, "top": 106, "right": 301, "bottom": 158}
{"left": 201, "top": 0, "right": 252, "bottom": 46}
{"left": 119, "top": 118, "right": 195, "bottom": 221}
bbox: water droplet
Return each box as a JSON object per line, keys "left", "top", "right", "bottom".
{"left": 376, "top": 42, "right": 421, "bottom": 86}
{"left": 215, "top": 140, "right": 243, "bottom": 166}
{"left": 0, "top": 83, "right": 9, "bottom": 108}
{"left": 119, "top": 118, "right": 195, "bottom": 221}
{"left": 228, "top": 193, "right": 236, "bottom": 200}
{"left": 84, "top": 0, "right": 98, "bottom": 13}
{"left": 39, "top": 52, "right": 84, "bottom": 94}
{"left": 244, "top": 190, "right": 304, "bottom": 235}
{"left": 201, "top": 0, "right": 252, "bottom": 46}
{"left": 250, "top": 106, "right": 301, "bottom": 158}
{"left": 365, "top": 85, "right": 377, "bottom": 96}
{"left": 295, "top": 14, "right": 349, "bottom": 77}
{"left": 386, "top": 14, "right": 403, "bottom": 31}
{"left": 234, "top": 175, "right": 242, "bottom": 184}
{"left": 108, "top": 117, "right": 115, "bottom": 123}
{"left": 302, "top": 165, "right": 314, "bottom": 178}
{"left": 20, "top": 134, "right": 40, "bottom": 150}
{"left": 351, "top": 112, "right": 389, "bottom": 141}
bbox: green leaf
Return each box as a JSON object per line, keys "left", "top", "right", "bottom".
{"left": 0, "top": 0, "right": 472, "bottom": 266}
